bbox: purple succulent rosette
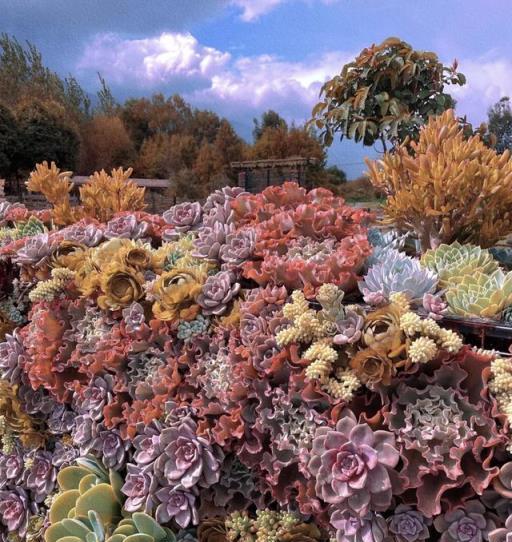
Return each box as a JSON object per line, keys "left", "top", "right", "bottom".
{"left": 197, "top": 270, "right": 240, "bottom": 316}
{"left": 330, "top": 507, "right": 389, "bottom": 542}
{"left": 434, "top": 501, "right": 495, "bottom": 542}
{"left": 154, "top": 418, "right": 223, "bottom": 489}
{"left": 163, "top": 202, "right": 202, "bottom": 239}
{"left": 14, "top": 233, "right": 57, "bottom": 266}
{"left": 155, "top": 486, "right": 199, "bottom": 528}
{"left": 104, "top": 214, "right": 149, "bottom": 240}
{"left": 388, "top": 505, "right": 431, "bottom": 542}
{"left": 308, "top": 409, "right": 400, "bottom": 514}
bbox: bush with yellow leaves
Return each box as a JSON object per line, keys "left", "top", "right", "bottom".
{"left": 366, "top": 109, "right": 512, "bottom": 250}
{"left": 25, "top": 161, "right": 146, "bottom": 225}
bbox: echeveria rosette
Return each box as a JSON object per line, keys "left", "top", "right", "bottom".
{"left": 154, "top": 418, "right": 223, "bottom": 489}
{"left": 434, "top": 501, "right": 495, "bottom": 542}
{"left": 388, "top": 505, "right": 431, "bottom": 542}
{"left": 308, "top": 409, "right": 400, "bottom": 515}
{"left": 0, "top": 331, "right": 24, "bottom": 385}
{"left": 0, "top": 487, "right": 33, "bottom": 537}
{"left": 330, "top": 507, "right": 389, "bottom": 542}
{"left": 121, "top": 464, "right": 158, "bottom": 514}
{"left": 104, "top": 214, "right": 149, "bottom": 240}
{"left": 385, "top": 352, "right": 504, "bottom": 518}
{"left": 197, "top": 271, "right": 241, "bottom": 316}
{"left": 155, "top": 486, "right": 199, "bottom": 528}
{"left": 23, "top": 450, "right": 57, "bottom": 503}
{"left": 163, "top": 202, "right": 202, "bottom": 239}
{"left": 13, "top": 232, "right": 57, "bottom": 266}
{"left": 359, "top": 247, "right": 438, "bottom": 305}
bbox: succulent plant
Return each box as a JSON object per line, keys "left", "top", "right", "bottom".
{"left": 359, "top": 248, "right": 438, "bottom": 304}
{"left": 490, "top": 514, "right": 512, "bottom": 542}
{"left": 197, "top": 271, "right": 240, "bottom": 316}
{"left": 45, "top": 456, "right": 176, "bottom": 542}
{"left": 421, "top": 242, "right": 499, "bottom": 288}
{"left": 445, "top": 269, "right": 512, "bottom": 319}
{"left": 104, "top": 214, "right": 149, "bottom": 240}
{"left": 433, "top": 500, "right": 495, "bottom": 542}
{"left": 330, "top": 508, "right": 389, "bottom": 542}
{"left": 308, "top": 409, "right": 399, "bottom": 514}
{"left": 388, "top": 505, "right": 431, "bottom": 542}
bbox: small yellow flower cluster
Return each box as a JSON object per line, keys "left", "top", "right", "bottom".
{"left": 323, "top": 368, "right": 362, "bottom": 401}
{"left": 399, "top": 310, "right": 463, "bottom": 364}
{"left": 277, "top": 286, "right": 362, "bottom": 401}
{"left": 29, "top": 268, "right": 76, "bottom": 302}
{"left": 389, "top": 291, "right": 411, "bottom": 314}
{"left": 490, "top": 357, "right": 512, "bottom": 426}
{"left": 408, "top": 336, "right": 438, "bottom": 364}
{"left": 278, "top": 290, "right": 334, "bottom": 346}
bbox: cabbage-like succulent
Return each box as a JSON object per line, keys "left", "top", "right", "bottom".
{"left": 433, "top": 501, "right": 495, "bottom": 542}
{"left": 308, "top": 409, "right": 399, "bottom": 514}
{"left": 197, "top": 271, "right": 240, "bottom": 316}
{"left": 45, "top": 456, "right": 176, "bottom": 542}
{"left": 445, "top": 269, "right": 512, "bottom": 319}
{"left": 359, "top": 248, "right": 438, "bottom": 304}
{"left": 421, "top": 242, "right": 499, "bottom": 288}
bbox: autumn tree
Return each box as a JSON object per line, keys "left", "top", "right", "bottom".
{"left": 310, "top": 37, "right": 466, "bottom": 149}
{"left": 213, "top": 120, "right": 245, "bottom": 178}
{"left": 122, "top": 94, "right": 193, "bottom": 150}
{"left": 79, "top": 115, "right": 135, "bottom": 174}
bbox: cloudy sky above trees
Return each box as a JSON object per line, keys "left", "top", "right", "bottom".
{"left": 2, "top": 0, "right": 511, "bottom": 177}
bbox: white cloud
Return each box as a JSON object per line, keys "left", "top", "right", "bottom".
{"left": 78, "top": 31, "right": 351, "bottom": 124}
{"left": 78, "top": 32, "right": 231, "bottom": 88}
{"left": 230, "top": 0, "right": 340, "bottom": 21}
{"left": 195, "top": 50, "right": 351, "bottom": 119}
{"left": 450, "top": 55, "right": 512, "bottom": 123}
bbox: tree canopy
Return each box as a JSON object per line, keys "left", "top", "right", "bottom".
{"left": 310, "top": 37, "right": 466, "bottom": 149}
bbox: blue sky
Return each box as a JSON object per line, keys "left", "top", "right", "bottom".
{"left": 2, "top": 0, "right": 512, "bottom": 177}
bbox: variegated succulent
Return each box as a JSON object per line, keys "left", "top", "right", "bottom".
{"left": 445, "top": 269, "right": 512, "bottom": 319}
{"left": 45, "top": 456, "right": 176, "bottom": 542}
{"left": 421, "top": 242, "right": 499, "bottom": 288}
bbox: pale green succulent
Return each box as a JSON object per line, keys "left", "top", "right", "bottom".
{"left": 421, "top": 242, "right": 499, "bottom": 288}
{"left": 45, "top": 457, "right": 175, "bottom": 542}
{"left": 445, "top": 269, "right": 512, "bottom": 319}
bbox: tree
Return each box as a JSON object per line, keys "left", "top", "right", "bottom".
{"left": 213, "top": 119, "right": 245, "bottom": 177}
{"left": 488, "top": 97, "right": 512, "bottom": 153}
{"left": 253, "top": 110, "right": 288, "bottom": 141}
{"left": 15, "top": 100, "right": 80, "bottom": 172}
{"left": 122, "top": 94, "right": 194, "bottom": 150}
{"left": 96, "top": 74, "right": 118, "bottom": 117}
{"left": 194, "top": 142, "right": 224, "bottom": 194}
{"left": 0, "top": 103, "right": 19, "bottom": 179}
{"left": 191, "top": 109, "right": 222, "bottom": 144}
{"left": 79, "top": 115, "right": 135, "bottom": 174}
{"left": 310, "top": 37, "right": 466, "bottom": 149}
{"left": 251, "top": 125, "right": 326, "bottom": 163}
{"left": 0, "top": 34, "right": 90, "bottom": 123}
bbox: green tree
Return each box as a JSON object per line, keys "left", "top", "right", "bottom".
{"left": 488, "top": 97, "right": 512, "bottom": 153}
{"left": 0, "top": 34, "right": 90, "bottom": 123}
{"left": 15, "top": 100, "right": 80, "bottom": 171}
{"left": 253, "top": 110, "right": 288, "bottom": 141}
{"left": 310, "top": 37, "right": 466, "bottom": 149}
{"left": 0, "top": 103, "right": 19, "bottom": 179}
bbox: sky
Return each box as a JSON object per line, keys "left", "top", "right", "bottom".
{"left": 2, "top": 0, "right": 512, "bottom": 178}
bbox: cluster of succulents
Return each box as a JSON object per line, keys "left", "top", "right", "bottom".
{"left": 2, "top": 162, "right": 512, "bottom": 542}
